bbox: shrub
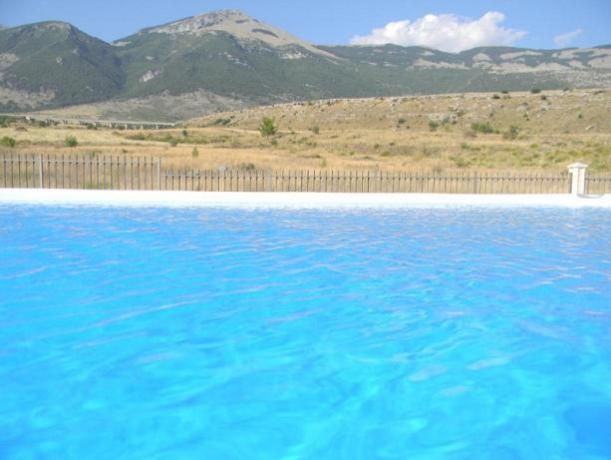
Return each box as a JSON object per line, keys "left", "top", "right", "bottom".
{"left": 530, "top": 88, "right": 542, "bottom": 94}
{"left": 192, "top": 147, "right": 199, "bottom": 158}
{"left": 212, "top": 118, "right": 231, "bottom": 126}
{"left": 397, "top": 117, "right": 406, "bottom": 125}
{"left": 428, "top": 120, "right": 439, "bottom": 131}
{"left": 492, "top": 94, "right": 501, "bottom": 100}
{"left": 0, "top": 136, "right": 17, "bottom": 147}
{"left": 310, "top": 125, "right": 320, "bottom": 135}
{"left": 1, "top": 136, "right": 16, "bottom": 147}
{"left": 259, "top": 117, "right": 277, "bottom": 137}
{"left": 471, "top": 122, "right": 497, "bottom": 134}
{"left": 503, "top": 125, "right": 520, "bottom": 140}
{"left": 64, "top": 136, "right": 78, "bottom": 147}
{"left": 450, "top": 156, "right": 469, "bottom": 167}
{"left": 238, "top": 162, "right": 256, "bottom": 171}
{"left": 182, "top": 129, "right": 189, "bottom": 137}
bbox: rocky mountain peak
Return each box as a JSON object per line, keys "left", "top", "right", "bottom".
{"left": 145, "top": 9, "right": 335, "bottom": 58}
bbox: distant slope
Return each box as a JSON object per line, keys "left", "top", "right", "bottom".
{"left": 322, "top": 44, "right": 611, "bottom": 92}
{"left": 0, "top": 21, "right": 124, "bottom": 110}
{"left": 1, "top": 10, "right": 610, "bottom": 121}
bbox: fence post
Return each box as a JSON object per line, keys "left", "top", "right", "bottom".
{"left": 38, "top": 154, "right": 43, "bottom": 188}
{"left": 567, "top": 163, "right": 588, "bottom": 196}
{"left": 156, "top": 158, "right": 161, "bottom": 190}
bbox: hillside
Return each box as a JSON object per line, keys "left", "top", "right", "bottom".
{"left": 0, "top": 21, "right": 124, "bottom": 110}
{"left": 2, "top": 89, "right": 609, "bottom": 173}
{"left": 1, "top": 10, "right": 611, "bottom": 121}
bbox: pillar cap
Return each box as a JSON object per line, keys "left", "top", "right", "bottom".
{"left": 568, "top": 162, "right": 588, "bottom": 170}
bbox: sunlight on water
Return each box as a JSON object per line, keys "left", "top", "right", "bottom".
{"left": 1, "top": 206, "right": 610, "bottom": 459}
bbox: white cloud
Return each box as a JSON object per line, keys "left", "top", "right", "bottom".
{"left": 554, "top": 29, "right": 583, "bottom": 48}
{"left": 350, "top": 12, "right": 527, "bottom": 53}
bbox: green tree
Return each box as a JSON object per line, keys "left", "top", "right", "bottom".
{"left": 64, "top": 136, "right": 78, "bottom": 147}
{"left": 259, "top": 117, "right": 277, "bottom": 137}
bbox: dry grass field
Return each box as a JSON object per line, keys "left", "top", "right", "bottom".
{"left": 2, "top": 89, "right": 610, "bottom": 172}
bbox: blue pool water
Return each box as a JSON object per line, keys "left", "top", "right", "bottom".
{"left": 1, "top": 205, "right": 610, "bottom": 459}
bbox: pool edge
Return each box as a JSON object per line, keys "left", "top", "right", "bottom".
{"left": 1, "top": 189, "right": 611, "bottom": 209}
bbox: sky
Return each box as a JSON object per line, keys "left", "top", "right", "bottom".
{"left": 1, "top": 0, "right": 610, "bottom": 51}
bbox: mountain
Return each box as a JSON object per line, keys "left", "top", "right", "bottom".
{"left": 0, "top": 21, "right": 124, "bottom": 110}
{"left": 1, "top": 10, "right": 610, "bottom": 120}
{"left": 112, "top": 10, "right": 369, "bottom": 103}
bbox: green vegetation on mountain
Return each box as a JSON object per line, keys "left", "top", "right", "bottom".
{"left": 0, "top": 22, "right": 124, "bottom": 110}
{"left": 1, "top": 10, "right": 610, "bottom": 121}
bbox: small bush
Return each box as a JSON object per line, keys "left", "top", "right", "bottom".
{"left": 259, "top": 117, "right": 277, "bottom": 137}
{"left": 503, "top": 125, "right": 520, "bottom": 140}
{"left": 238, "top": 162, "right": 256, "bottom": 171}
{"left": 182, "top": 129, "right": 189, "bottom": 137}
{"left": 530, "top": 88, "right": 542, "bottom": 94}
{"left": 471, "top": 122, "right": 497, "bottom": 134}
{"left": 428, "top": 120, "right": 439, "bottom": 131}
{"left": 64, "top": 136, "right": 78, "bottom": 147}
{"left": 192, "top": 147, "right": 199, "bottom": 158}
{"left": 310, "top": 125, "right": 320, "bottom": 135}
{"left": 492, "top": 94, "right": 501, "bottom": 100}
{"left": 169, "top": 138, "right": 179, "bottom": 147}
{"left": 212, "top": 118, "right": 231, "bottom": 126}
{"left": 1, "top": 136, "right": 16, "bottom": 147}
{"left": 397, "top": 117, "right": 406, "bottom": 125}
{"left": 450, "top": 156, "right": 469, "bottom": 168}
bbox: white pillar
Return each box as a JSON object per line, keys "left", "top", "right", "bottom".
{"left": 567, "top": 162, "right": 588, "bottom": 196}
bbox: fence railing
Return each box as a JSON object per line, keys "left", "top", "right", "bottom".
{"left": 1, "top": 152, "right": 607, "bottom": 194}
{"left": 586, "top": 173, "right": 611, "bottom": 195}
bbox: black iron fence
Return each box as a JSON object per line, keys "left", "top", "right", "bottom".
{"left": 1, "top": 152, "right": 608, "bottom": 194}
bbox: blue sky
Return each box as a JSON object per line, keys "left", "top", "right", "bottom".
{"left": 1, "top": 0, "right": 610, "bottom": 50}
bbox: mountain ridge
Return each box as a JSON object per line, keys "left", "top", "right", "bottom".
{"left": 1, "top": 9, "right": 610, "bottom": 120}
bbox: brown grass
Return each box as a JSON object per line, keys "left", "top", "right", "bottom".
{"left": 3, "top": 89, "right": 610, "bottom": 172}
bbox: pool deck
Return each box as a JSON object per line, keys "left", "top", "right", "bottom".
{"left": 1, "top": 189, "right": 611, "bottom": 209}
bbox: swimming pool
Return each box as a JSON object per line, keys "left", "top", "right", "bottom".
{"left": 1, "top": 205, "right": 610, "bottom": 459}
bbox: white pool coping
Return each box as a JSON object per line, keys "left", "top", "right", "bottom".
{"left": 1, "top": 189, "right": 611, "bottom": 209}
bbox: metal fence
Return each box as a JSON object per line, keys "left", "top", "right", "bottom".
{"left": 1, "top": 152, "right": 608, "bottom": 194}
{"left": 586, "top": 173, "right": 611, "bottom": 195}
